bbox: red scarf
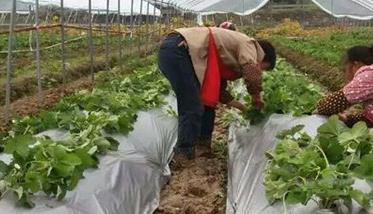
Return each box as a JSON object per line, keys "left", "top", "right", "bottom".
{"left": 201, "top": 28, "right": 241, "bottom": 107}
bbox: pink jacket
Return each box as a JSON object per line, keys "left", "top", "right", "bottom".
{"left": 343, "top": 65, "right": 373, "bottom": 123}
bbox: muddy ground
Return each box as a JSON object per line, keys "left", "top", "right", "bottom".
{"left": 156, "top": 107, "right": 228, "bottom": 214}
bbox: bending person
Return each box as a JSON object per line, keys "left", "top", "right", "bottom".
{"left": 158, "top": 27, "right": 276, "bottom": 160}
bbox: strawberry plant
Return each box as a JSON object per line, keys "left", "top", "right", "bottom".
{"left": 265, "top": 116, "right": 373, "bottom": 212}
{"left": 0, "top": 55, "right": 171, "bottom": 207}
{"left": 227, "top": 58, "right": 324, "bottom": 125}
{"left": 271, "top": 28, "right": 373, "bottom": 67}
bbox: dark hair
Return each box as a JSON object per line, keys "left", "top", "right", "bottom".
{"left": 258, "top": 40, "right": 276, "bottom": 70}
{"left": 346, "top": 45, "right": 373, "bottom": 65}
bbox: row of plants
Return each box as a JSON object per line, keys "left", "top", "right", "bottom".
{"left": 0, "top": 54, "right": 170, "bottom": 207}
{"left": 265, "top": 116, "right": 373, "bottom": 213}
{"left": 271, "top": 29, "right": 373, "bottom": 67}
{"left": 223, "top": 58, "right": 325, "bottom": 126}
{"left": 253, "top": 20, "right": 373, "bottom": 67}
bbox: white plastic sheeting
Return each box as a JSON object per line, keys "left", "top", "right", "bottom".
{"left": 226, "top": 114, "right": 371, "bottom": 214}
{"left": 0, "top": 0, "right": 31, "bottom": 14}
{"left": 3, "top": 0, "right": 371, "bottom": 19}
{"left": 0, "top": 97, "right": 178, "bottom": 214}
{"left": 311, "top": 0, "right": 373, "bottom": 20}
{"left": 156, "top": 0, "right": 373, "bottom": 19}
{"left": 18, "top": 0, "right": 161, "bottom": 15}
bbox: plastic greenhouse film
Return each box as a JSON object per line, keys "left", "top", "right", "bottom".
{"left": 226, "top": 114, "right": 372, "bottom": 214}
{"left": 0, "top": 97, "right": 178, "bottom": 214}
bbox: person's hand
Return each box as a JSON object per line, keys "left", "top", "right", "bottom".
{"left": 338, "top": 112, "right": 349, "bottom": 122}
{"left": 227, "top": 100, "right": 248, "bottom": 113}
{"left": 252, "top": 95, "right": 264, "bottom": 110}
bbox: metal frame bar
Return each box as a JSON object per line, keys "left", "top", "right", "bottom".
{"left": 61, "top": 0, "right": 67, "bottom": 84}
{"left": 106, "top": 0, "right": 110, "bottom": 70}
{"left": 117, "top": 0, "right": 123, "bottom": 68}
{"left": 35, "top": 0, "right": 43, "bottom": 103}
{"left": 88, "top": 0, "right": 95, "bottom": 82}
{"left": 5, "top": 0, "right": 16, "bottom": 121}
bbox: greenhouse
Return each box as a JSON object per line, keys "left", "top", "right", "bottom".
{"left": 0, "top": 0, "right": 372, "bottom": 213}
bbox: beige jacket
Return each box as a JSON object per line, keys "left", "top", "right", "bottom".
{"left": 175, "top": 27, "right": 265, "bottom": 85}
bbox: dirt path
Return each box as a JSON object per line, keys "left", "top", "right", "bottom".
{"left": 156, "top": 107, "right": 228, "bottom": 214}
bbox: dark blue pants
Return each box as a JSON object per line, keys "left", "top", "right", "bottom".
{"left": 158, "top": 34, "right": 215, "bottom": 148}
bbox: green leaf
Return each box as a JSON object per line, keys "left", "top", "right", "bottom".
{"left": 93, "top": 137, "right": 111, "bottom": 153}
{"left": 286, "top": 189, "right": 309, "bottom": 205}
{"left": 338, "top": 122, "right": 369, "bottom": 145}
{"left": 350, "top": 189, "right": 370, "bottom": 208}
{"left": 317, "top": 115, "right": 346, "bottom": 140}
{"left": 0, "top": 160, "right": 9, "bottom": 179}
{"left": 14, "top": 186, "right": 24, "bottom": 200}
{"left": 244, "top": 108, "right": 266, "bottom": 125}
{"left": 276, "top": 125, "right": 305, "bottom": 139}
{"left": 61, "top": 153, "right": 82, "bottom": 166}
{"left": 56, "top": 185, "right": 67, "bottom": 201}
{"left": 67, "top": 169, "right": 83, "bottom": 191}
{"left": 117, "top": 114, "right": 137, "bottom": 134}
{"left": 18, "top": 192, "right": 35, "bottom": 208}
{"left": 319, "top": 140, "right": 345, "bottom": 165}
{"left": 25, "top": 171, "right": 43, "bottom": 193}
{"left": 354, "top": 154, "right": 373, "bottom": 181}
{"left": 74, "top": 149, "right": 98, "bottom": 168}
{"left": 106, "top": 137, "right": 120, "bottom": 151}
{"left": 4, "top": 135, "right": 34, "bottom": 159}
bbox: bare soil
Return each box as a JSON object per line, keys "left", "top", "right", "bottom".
{"left": 0, "top": 47, "right": 156, "bottom": 132}
{"left": 0, "top": 77, "right": 94, "bottom": 133}
{"left": 156, "top": 107, "right": 228, "bottom": 214}
{"left": 0, "top": 45, "right": 156, "bottom": 106}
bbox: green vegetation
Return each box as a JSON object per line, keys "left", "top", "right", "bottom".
{"left": 265, "top": 116, "right": 373, "bottom": 212}
{"left": 0, "top": 30, "right": 145, "bottom": 85}
{"left": 0, "top": 55, "right": 170, "bottom": 207}
{"left": 225, "top": 58, "right": 324, "bottom": 125}
{"left": 272, "top": 28, "right": 373, "bottom": 66}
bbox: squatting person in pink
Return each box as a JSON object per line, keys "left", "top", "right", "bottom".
{"left": 315, "top": 45, "right": 373, "bottom": 127}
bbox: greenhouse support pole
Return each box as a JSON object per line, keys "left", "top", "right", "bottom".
{"left": 165, "top": 2, "right": 170, "bottom": 27}
{"left": 110, "top": 13, "right": 115, "bottom": 24}
{"left": 45, "top": 6, "right": 50, "bottom": 23}
{"left": 159, "top": 0, "right": 163, "bottom": 39}
{"left": 35, "top": 0, "right": 43, "bottom": 104}
{"left": 173, "top": 4, "right": 177, "bottom": 28}
{"left": 117, "top": 0, "right": 123, "bottom": 69}
{"left": 67, "top": 9, "right": 73, "bottom": 24}
{"left": 152, "top": 0, "right": 156, "bottom": 43}
{"left": 61, "top": 0, "right": 66, "bottom": 84}
{"left": 0, "top": 14, "right": 4, "bottom": 25}
{"left": 88, "top": 0, "right": 95, "bottom": 82}
{"left": 105, "top": 0, "right": 110, "bottom": 70}
{"left": 138, "top": 0, "right": 143, "bottom": 54}
{"left": 172, "top": 3, "right": 176, "bottom": 27}
{"left": 26, "top": 5, "right": 32, "bottom": 24}
{"left": 5, "top": 0, "right": 16, "bottom": 121}
{"left": 153, "top": 0, "right": 157, "bottom": 24}
{"left": 145, "top": 1, "right": 150, "bottom": 54}
{"left": 130, "top": 0, "right": 134, "bottom": 54}
{"left": 73, "top": 10, "right": 78, "bottom": 24}
{"left": 130, "top": 0, "right": 134, "bottom": 28}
